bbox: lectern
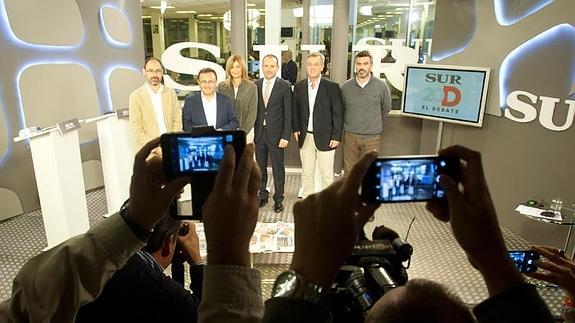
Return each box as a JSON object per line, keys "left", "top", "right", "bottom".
{"left": 85, "top": 112, "right": 135, "bottom": 216}
{"left": 14, "top": 127, "right": 90, "bottom": 249}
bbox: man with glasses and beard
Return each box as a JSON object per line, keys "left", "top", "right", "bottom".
{"left": 129, "top": 57, "right": 182, "bottom": 155}
{"left": 341, "top": 50, "right": 391, "bottom": 175}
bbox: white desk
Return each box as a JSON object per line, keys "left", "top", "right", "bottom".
{"left": 84, "top": 113, "right": 135, "bottom": 216}
{"left": 14, "top": 127, "right": 90, "bottom": 249}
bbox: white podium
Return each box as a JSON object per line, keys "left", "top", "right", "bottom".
{"left": 14, "top": 127, "right": 90, "bottom": 249}
{"left": 85, "top": 113, "right": 136, "bottom": 216}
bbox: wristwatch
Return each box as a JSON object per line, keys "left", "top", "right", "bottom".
{"left": 119, "top": 200, "right": 152, "bottom": 242}
{"left": 271, "top": 270, "right": 324, "bottom": 303}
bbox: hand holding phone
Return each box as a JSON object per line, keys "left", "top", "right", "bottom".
{"left": 161, "top": 130, "right": 246, "bottom": 220}
{"left": 508, "top": 250, "right": 540, "bottom": 273}
{"left": 361, "top": 155, "right": 460, "bottom": 204}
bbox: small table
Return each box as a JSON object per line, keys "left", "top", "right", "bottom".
{"left": 516, "top": 204, "right": 575, "bottom": 258}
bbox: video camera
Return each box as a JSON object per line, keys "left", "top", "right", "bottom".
{"left": 330, "top": 225, "right": 413, "bottom": 323}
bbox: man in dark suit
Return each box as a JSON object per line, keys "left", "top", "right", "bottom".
{"left": 292, "top": 52, "right": 343, "bottom": 198}
{"left": 182, "top": 67, "right": 238, "bottom": 132}
{"left": 255, "top": 54, "right": 292, "bottom": 213}
{"left": 75, "top": 217, "right": 203, "bottom": 323}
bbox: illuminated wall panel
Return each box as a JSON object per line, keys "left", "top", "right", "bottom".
{"left": 100, "top": 5, "right": 132, "bottom": 47}
{"left": 19, "top": 64, "right": 100, "bottom": 143}
{"left": 108, "top": 68, "right": 143, "bottom": 110}
{"left": 4, "top": 0, "right": 83, "bottom": 46}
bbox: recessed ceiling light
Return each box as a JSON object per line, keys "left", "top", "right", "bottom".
{"left": 176, "top": 10, "right": 196, "bottom": 14}
{"left": 150, "top": 5, "right": 174, "bottom": 9}
{"left": 247, "top": 3, "right": 256, "bottom": 7}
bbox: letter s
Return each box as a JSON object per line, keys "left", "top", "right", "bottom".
{"left": 161, "top": 42, "right": 226, "bottom": 91}
{"left": 425, "top": 73, "right": 435, "bottom": 82}
{"left": 504, "top": 90, "right": 537, "bottom": 123}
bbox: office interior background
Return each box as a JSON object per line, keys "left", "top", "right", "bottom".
{"left": 0, "top": 0, "right": 574, "bottom": 312}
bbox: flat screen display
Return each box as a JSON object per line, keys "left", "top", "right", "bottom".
{"left": 401, "top": 64, "right": 490, "bottom": 127}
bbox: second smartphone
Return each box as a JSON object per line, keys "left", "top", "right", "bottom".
{"left": 361, "top": 155, "right": 460, "bottom": 204}
{"left": 508, "top": 250, "right": 539, "bottom": 273}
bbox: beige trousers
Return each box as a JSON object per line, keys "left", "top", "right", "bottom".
{"left": 343, "top": 132, "right": 380, "bottom": 175}
{"left": 246, "top": 128, "right": 255, "bottom": 144}
{"left": 300, "top": 133, "right": 335, "bottom": 198}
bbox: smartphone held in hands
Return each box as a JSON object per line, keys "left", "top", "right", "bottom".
{"left": 508, "top": 250, "right": 540, "bottom": 273}
{"left": 161, "top": 130, "right": 246, "bottom": 180}
{"left": 361, "top": 155, "right": 460, "bottom": 204}
{"left": 161, "top": 130, "right": 246, "bottom": 220}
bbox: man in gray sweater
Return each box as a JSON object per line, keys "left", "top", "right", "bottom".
{"left": 341, "top": 50, "right": 391, "bottom": 174}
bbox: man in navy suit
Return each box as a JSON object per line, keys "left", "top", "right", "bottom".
{"left": 183, "top": 68, "right": 238, "bottom": 132}
{"left": 255, "top": 54, "right": 292, "bottom": 213}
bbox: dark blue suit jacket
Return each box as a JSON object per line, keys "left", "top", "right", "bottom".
{"left": 182, "top": 92, "right": 239, "bottom": 131}
{"left": 254, "top": 78, "right": 292, "bottom": 144}
{"left": 75, "top": 252, "right": 203, "bottom": 322}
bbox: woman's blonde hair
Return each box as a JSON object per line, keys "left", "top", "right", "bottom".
{"left": 224, "top": 54, "right": 250, "bottom": 86}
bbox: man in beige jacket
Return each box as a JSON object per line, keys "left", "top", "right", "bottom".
{"left": 129, "top": 57, "right": 182, "bottom": 153}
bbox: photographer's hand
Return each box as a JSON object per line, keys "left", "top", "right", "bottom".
{"left": 203, "top": 144, "right": 261, "bottom": 267}
{"left": 289, "top": 151, "right": 379, "bottom": 288}
{"left": 129, "top": 138, "right": 190, "bottom": 230}
{"left": 426, "top": 145, "right": 523, "bottom": 296}
{"left": 177, "top": 221, "right": 202, "bottom": 264}
{"left": 527, "top": 245, "right": 575, "bottom": 296}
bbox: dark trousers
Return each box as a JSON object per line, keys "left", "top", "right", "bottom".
{"left": 256, "top": 127, "right": 285, "bottom": 203}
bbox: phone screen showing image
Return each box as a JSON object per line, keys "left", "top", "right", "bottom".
{"left": 361, "top": 155, "right": 459, "bottom": 204}
{"left": 508, "top": 251, "right": 539, "bottom": 273}
{"left": 161, "top": 131, "right": 245, "bottom": 179}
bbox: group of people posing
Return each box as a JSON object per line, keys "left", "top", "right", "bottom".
{"left": 128, "top": 50, "right": 391, "bottom": 213}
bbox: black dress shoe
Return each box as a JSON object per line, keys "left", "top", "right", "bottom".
{"left": 259, "top": 197, "right": 269, "bottom": 207}
{"left": 273, "top": 202, "right": 284, "bottom": 213}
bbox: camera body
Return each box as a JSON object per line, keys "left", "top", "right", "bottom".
{"left": 161, "top": 129, "right": 246, "bottom": 220}
{"left": 330, "top": 234, "right": 410, "bottom": 323}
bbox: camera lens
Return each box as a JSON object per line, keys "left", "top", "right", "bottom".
{"left": 178, "top": 223, "right": 189, "bottom": 236}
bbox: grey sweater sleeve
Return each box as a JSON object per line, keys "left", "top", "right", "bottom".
{"left": 380, "top": 80, "right": 392, "bottom": 117}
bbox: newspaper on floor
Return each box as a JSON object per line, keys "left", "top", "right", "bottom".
{"left": 194, "top": 221, "right": 295, "bottom": 257}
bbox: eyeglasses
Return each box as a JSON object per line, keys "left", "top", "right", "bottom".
{"left": 199, "top": 80, "right": 216, "bottom": 85}
{"left": 146, "top": 69, "right": 163, "bottom": 74}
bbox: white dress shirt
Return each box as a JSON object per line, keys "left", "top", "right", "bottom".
{"left": 307, "top": 77, "right": 321, "bottom": 132}
{"left": 201, "top": 93, "right": 217, "bottom": 128}
{"left": 357, "top": 74, "right": 371, "bottom": 88}
{"left": 262, "top": 76, "right": 277, "bottom": 126}
{"left": 145, "top": 83, "right": 167, "bottom": 134}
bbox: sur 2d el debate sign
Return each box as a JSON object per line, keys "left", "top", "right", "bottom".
{"left": 401, "top": 64, "right": 491, "bottom": 127}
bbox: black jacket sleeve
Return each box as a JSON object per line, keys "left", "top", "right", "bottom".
{"left": 281, "top": 82, "right": 293, "bottom": 141}
{"left": 189, "top": 264, "right": 204, "bottom": 300}
{"left": 262, "top": 298, "right": 333, "bottom": 323}
{"left": 329, "top": 82, "right": 344, "bottom": 142}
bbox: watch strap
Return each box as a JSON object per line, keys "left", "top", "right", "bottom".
{"left": 272, "top": 270, "right": 325, "bottom": 304}
{"left": 119, "top": 199, "right": 152, "bottom": 242}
